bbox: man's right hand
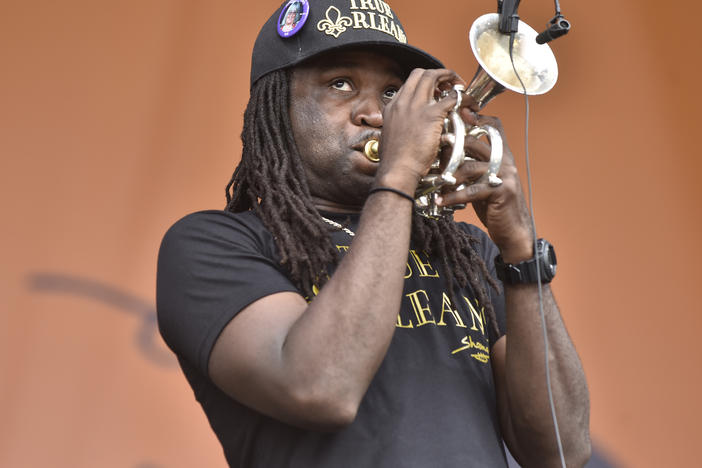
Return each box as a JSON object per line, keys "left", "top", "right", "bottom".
{"left": 374, "top": 68, "right": 466, "bottom": 194}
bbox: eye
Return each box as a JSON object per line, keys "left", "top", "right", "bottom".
{"left": 330, "top": 79, "right": 353, "bottom": 92}
{"left": 383, "top": 87, "right": 398, "bottom": 100}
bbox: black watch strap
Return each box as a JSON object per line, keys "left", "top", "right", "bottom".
{"left": 494, "top": 238, "right": 557, "bottom": 285}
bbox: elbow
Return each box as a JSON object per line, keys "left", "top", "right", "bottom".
{"left": 522, "top": 442, "right": 591, "bottom": 468}
{"left": 288, "top": 385, "right": 360, "bottom": 432}
{"left": 565, "top": 432, "right": 592, "bottom": 468}
{"left": 314, "top": 404, "right": 358, "bottom": 432}
{"left": 545, "top": 428, "right": 592, "bottom": 468}
{"left": 511, "top": 418, "right": 592, "bottom": 468}
{"left": 562, "top": 408, "right": 592, "bottom": 467}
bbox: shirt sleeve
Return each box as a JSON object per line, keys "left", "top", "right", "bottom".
{"left": 156, "top": 210, "right": 300, "bottom": 376}
{"left": 456, "top": 222, "right": 507, "bottom": 345}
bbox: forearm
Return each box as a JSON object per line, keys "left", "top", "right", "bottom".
{"left": 431, "top": 104, "right": 590, "bottom": 462}
{"left": 502, "top": 283, "right": 590, "bottom": 466}
{"left": 280, "top": 190, "right": 415, "bottom": 420}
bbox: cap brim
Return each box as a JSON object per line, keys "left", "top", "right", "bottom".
{"left": 306, "top": 41, "right": 444, "bottom": 76}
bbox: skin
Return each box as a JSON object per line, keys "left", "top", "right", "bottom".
{"left": 284, "top": 11, "right": 295, "bottom": 27}
{"left": 209, "top": 49, "right": 591, "bottom": 467}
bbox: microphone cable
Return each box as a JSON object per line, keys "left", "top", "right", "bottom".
{"left": 508, "top": 31, "right": 567, "bottom": 468}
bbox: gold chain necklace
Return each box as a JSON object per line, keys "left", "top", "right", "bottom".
{"left": 320, "top": 216, "right": 355, "bottom": 237}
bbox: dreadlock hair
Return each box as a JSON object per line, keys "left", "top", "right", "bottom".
{"left": 411, "top": 212, "right": 500, "bottom": 338}
{"left": 226, "top": 69, "right": 500, "bottom": 338}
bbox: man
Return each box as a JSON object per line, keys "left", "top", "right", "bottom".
{"left": 157, "top": 0, "right": 590, "bottom": 466}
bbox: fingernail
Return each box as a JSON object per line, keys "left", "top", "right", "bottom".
{"left": 435, "top": 195, "right": 443, "bottom": 205}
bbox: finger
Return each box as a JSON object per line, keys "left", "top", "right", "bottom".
{"left": 395, "top": 68, "right": 428, "bottom": 99}
{"left": 475, "top": 116, "right": 517, "bottom": 166}
{"left": 407, "top": 68, "right": 458, "bottom": 102}
{"left": 396, "top": 69, "right": 460, "bottom": 122}
{"left": 458, "top": 92, "right": 480, "bottom": 113}
{"left": 439, "top": 131, "right": 489, "bottom": 150}
{"left": 465, "top": 136, "right": 491, "bottom": 162}
{"left": 459, "top": 107, "right": 480, "bottom": 126}
{"left": 395, "top": 68, "right": 453, "bottom": 103}
{"left": 435, "top": 181, "right": 496, "bottom": 207}
{"left": 451, "top": 158, "right": 489, "bottom": 184}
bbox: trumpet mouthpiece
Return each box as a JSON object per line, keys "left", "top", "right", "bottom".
{"left": 364, "top": 140, "right": 379, "bottom": 162}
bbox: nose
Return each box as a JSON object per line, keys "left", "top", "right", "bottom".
{"left": 351, "top": 92, "right": 383, "bottom": 128}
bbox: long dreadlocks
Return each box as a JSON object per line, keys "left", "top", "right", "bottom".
{"left": 226, "top": 69, "right": 500, "bottom": 338}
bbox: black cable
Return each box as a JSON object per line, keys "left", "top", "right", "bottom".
{"left": 508, "top": 31, "right": 567, "bottom": 468}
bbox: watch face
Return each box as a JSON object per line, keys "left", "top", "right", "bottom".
{"left": 541, "top": 240, "right": 557, "bottom": 278}
{"left": 496, "top": 240, "right": 557, "bottom": 284}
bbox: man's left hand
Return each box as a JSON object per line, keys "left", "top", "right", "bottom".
{"left": 436, "top": 111, "right": 533, "bottom": 262}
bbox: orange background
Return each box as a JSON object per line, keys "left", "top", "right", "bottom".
{"left": 2, "top": 1, "right": 701, "bottom": 467}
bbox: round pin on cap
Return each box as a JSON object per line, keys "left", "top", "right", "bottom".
{"left": 277, "top": 0, "right": 310, "bottom": 38}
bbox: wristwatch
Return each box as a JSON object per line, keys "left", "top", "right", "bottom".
{"left": 494, "top": 238, "right": 557, "bottom": 285}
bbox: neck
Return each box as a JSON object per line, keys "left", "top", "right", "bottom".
{"left": 312, "top": 196, "right": 364, "bottom": 214}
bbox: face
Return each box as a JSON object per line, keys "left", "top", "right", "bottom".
{"left": 289, "top": 49, "right": 404, "bottom": 211}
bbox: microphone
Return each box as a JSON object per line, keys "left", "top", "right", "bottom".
{"left": 536, "top": 15, "right": 571, "bottom": 44}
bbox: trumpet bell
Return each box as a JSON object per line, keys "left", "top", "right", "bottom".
{"left": 467, "top": 13, "right": 558, "bottom": 109}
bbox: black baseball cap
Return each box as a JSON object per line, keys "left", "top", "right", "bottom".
{"left": 250, "top": 0, "right": 443, "bottom": 87}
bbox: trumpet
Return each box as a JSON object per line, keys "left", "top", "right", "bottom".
{"left": 364, "top": 13, "right": 559, "bottom": 218}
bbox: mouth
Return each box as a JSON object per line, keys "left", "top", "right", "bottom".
{"left": 351, "top": 131, "right": 381, "bottom": 151}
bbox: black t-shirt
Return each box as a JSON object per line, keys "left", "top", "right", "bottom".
{"left": 157, "top": 210, "right": 508, "bottom": 467}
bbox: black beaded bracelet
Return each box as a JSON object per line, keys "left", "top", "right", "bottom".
{"left": 368, "top": 186, "right": 415, "bottom": 203}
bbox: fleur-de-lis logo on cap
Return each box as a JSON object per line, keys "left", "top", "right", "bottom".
{"left": 317, "top": 6, "right": 352, "bottom": 38}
